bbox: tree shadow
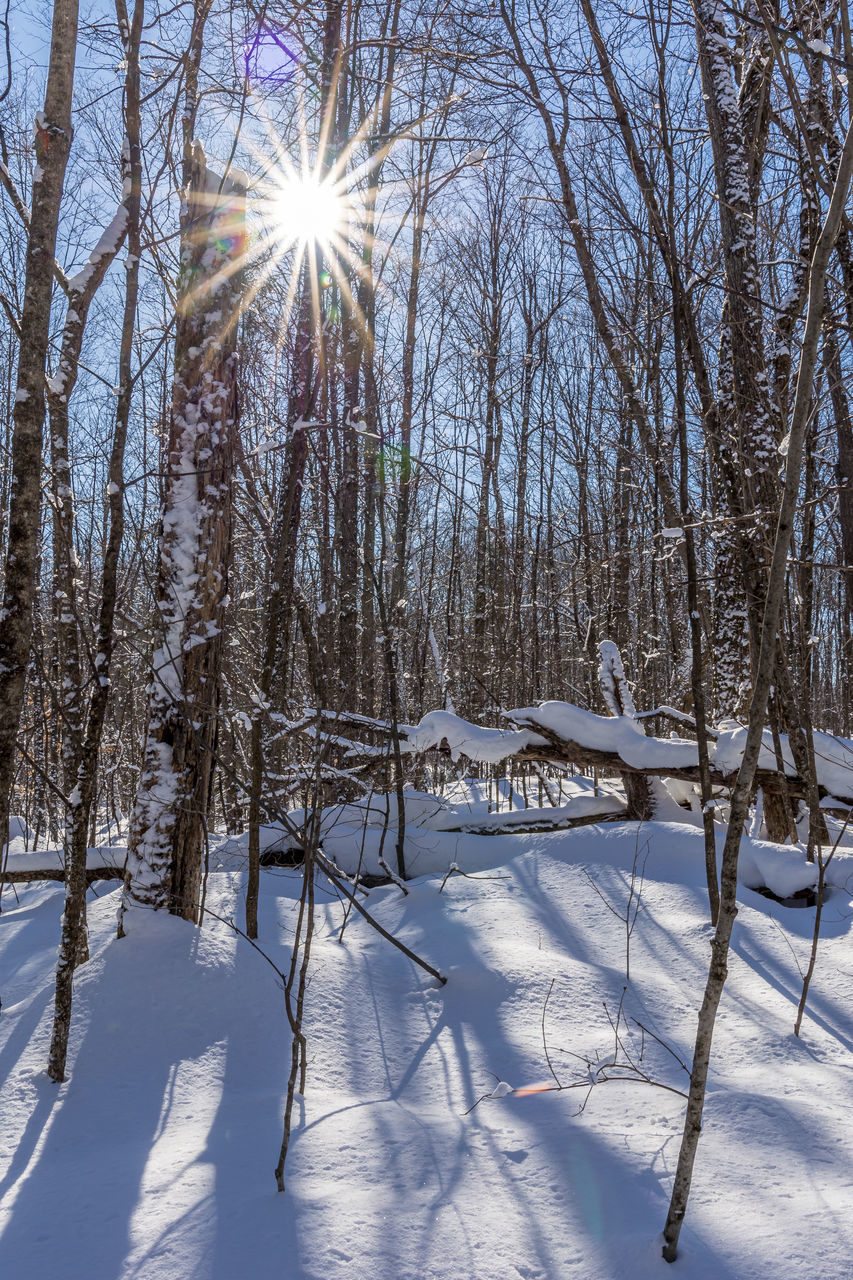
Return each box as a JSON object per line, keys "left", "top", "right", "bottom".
{"left": 273, "top": 857, "right": 743, "bottom": 1280}
{"left": 0, "top": 901, "right": 236, "bottom": 1279}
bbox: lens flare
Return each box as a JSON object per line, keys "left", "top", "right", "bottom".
{"left": 244, "top": 25, "right": 298, "bottom": 88}
{"left": 227, "top": 87, "right": 392, "bottom": 358}
{"left": 512, "top": 1082, "right": 556, "bottom": 1097}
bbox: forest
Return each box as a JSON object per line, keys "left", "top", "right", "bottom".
{"left": 2, "top": 1, "right": 853, "bottom": 1277}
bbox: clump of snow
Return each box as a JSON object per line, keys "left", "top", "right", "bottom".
{"left": 738, "top": 838, "right": 818, "bottom": 899}
{"left": 597, "top": 639, "right": 642, "bottom": 724}
{"left": 404, "top": 709, "right": 543, "bottom": 763}
{"left": 511, "top": 702, "right": 698, "bottom": 770}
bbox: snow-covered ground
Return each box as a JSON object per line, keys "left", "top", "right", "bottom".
{"left": 2, "top": 815, "right": 853, "bottom": 1279}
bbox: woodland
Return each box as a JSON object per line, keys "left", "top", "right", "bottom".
{"left": 2, "top": 0, "right": 853, "bottom": 1277}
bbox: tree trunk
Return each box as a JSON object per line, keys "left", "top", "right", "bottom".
{"left": 0, "top": 0, "right": 79, "bottom": 859}
{"left": 662, "top": 108, "right": 853, "bottom": 1264}
{"left": 47, "top": 0, "right": 143, "bottom": 1082}
{"left": 121, "top": 147, "right": 244, "bottom": 926}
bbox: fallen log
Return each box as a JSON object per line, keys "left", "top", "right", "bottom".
{"left": 508, "top": 739, "right": 794, "bottom": 796}
{"left": 2, "top": 867, "right": 122, "bottom": 885}
{"left": 438, "top": 808, "right": 627, "bottom": 835}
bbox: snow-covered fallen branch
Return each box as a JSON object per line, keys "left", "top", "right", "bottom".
{"left": 435, "top": 794, "right": 626, "bottom": 834}
{"left": 394, "top": 702, "right": 853, "bottom": 805}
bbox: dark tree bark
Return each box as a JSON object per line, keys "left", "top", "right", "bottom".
{"left": 0, "top": 0, "right": 79, "bottom": 860}
{"left": 47, "top": 0, "right": 144, "bottom": 1082}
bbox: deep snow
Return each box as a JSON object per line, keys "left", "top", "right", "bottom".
{"left": 2, "top": 814, "right": 853, "bottom": 1280}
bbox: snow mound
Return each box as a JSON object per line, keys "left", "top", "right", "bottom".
{"left": 4, "top": 815, "right": 33, "bottom": 855}
{"left": 738, "top": 839, "right": 818, "bottom": 899}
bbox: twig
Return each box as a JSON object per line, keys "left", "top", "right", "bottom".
{"left": 794, "top": 807, "right": 852, "bottom": 1036}
{"left": 630, "top": 1018, "right": 690, "bottom": 1075}
{"left": 314, "top": 848, "right": 446, "bottom": 985}
{"left": 542, "top": 977, "right": 563, "bottom": 1089}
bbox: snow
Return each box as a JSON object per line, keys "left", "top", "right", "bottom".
{"left": 66, "top": 204, "right": 128, "bottom": 295}
{"left": 3, "top": 815, "right": 33, "bottom": 855}
{"left": 738, "top": 838, "right": 818, "bottom": 898}
{"left": 511, "top": 702, "right": 698, "bottom": 769}
{"left": 238, "top": 782, "right": 629, "bottom": 878}
{"left": 3, "top": 815, "right": 853, "bottom": 1280}
{"left": 430, "top": 792, "right": 625, "bottom": 830}
{"left": 3, "top": 842, "right": 126, "bottom": 875}
{"left": 405, "top": 708, "right": 543, "bottom": 763}
{"left": 713, "top": 725, "right": 853, "bottom": 796}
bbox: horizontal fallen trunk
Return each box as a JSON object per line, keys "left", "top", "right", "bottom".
{"left": 2, "top": 867, "right": 123, "bottom": 884}
{"left": 318, "top": 702, "right": 852, "bottom": 808}
{"left": 438, "top": 808, "right": 627, "bottom": 835}
{"left": 509, "top": 740, "right": 788, "bottom": 793}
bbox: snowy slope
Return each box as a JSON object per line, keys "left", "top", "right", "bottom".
{"left": 2, "top": 820, "right": 853, "bottom": 1280}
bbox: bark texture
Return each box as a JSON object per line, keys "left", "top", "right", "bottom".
{"left": 0, "top": 0, "right": 79, "bottom": 856}
{"left": 48, "top": 0, "right": 143, "bottom": 1082}
{"left": 122, "top": 147, "right": 244, "bottom": 924}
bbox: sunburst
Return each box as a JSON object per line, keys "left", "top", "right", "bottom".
{"left": 264, "top": 169, "right": 352, "bottom": 257}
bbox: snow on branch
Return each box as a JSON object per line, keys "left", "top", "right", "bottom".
{"left": 598, "top": 639, "right": 641, "bottom": 725}
{"left": 403, "top": 709, "right": 545, "bottom": 764}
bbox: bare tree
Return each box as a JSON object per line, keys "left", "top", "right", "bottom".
{"left": 661, "top": 100, "right": 853, "bottom": 1267}
{"left": 0, "top": 0, "right": 79, "bottom": 857}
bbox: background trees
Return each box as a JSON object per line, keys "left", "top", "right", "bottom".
{"left": 0, "top": 0, "right": 850, "bottom": 899}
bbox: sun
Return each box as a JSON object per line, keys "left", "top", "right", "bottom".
{"left": 239, "top": 140, "right": 380, "bottom": 345}
{"left": 269, "top": 172, "right": 349, "bottom": 251}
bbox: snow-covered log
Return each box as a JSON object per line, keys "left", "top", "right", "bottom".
{"left": 392, "top": 703, "right": 853, "bottom": 807}
{"left": 2, "top": 867, "right": 122, "bottom": 884}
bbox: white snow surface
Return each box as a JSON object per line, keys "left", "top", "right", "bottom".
{"left": 235, "top": 783, "right": 627, "bottom": 878}
{"left": 2, "top": 818, "right": 853, "bottom": 1280}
